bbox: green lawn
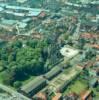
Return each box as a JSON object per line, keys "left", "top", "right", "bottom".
{"left": 63, "top": 79, "right": 88, "bottom": 95}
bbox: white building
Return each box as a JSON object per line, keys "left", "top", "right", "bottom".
{"left": 60, "top": 46, "right": 79, "bottom": 58}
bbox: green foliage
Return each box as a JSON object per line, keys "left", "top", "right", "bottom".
{"left": 0, "top": 38, "right": 62, "bottom": 86}
{"left": 3, "top": 70, "right": 15, "bottom": 85}
{"left": 26, "top": 39, "right": 38, "bottom": 48}
{"left": 13, "top": 81, "right": 22, "bottom": 88}
{"left": 78, "top": 38, "right": 85, "bottom": 49}
{"left": 85, "top": 48, "right": 96, "bottom": 60}
{"left": 0, "top": 40, "right": 49, "bottom": 85}
{"left": 96, "top": 86, "right": 99, "bottom": 92}
{"left": 11, "top": 40, "right": 22, "bottom": 48}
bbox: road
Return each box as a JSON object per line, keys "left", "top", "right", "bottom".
{"left": 0, "top": 84, "right": 31, "bottom": 100}
{"left": 73, "top": 20, "right": 81, "bottom": 40}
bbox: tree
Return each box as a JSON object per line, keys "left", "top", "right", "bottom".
{"left": 26, "top": 39, "right": 38, "bottom": 48}
{"left": 96, "top": 86, "right": 99, "bottom": 92}
{"left": 78, "top": 38, "right": 85, "bottom": 49}
{"left": 85, "top": 47, "right": 96, "bottom": 60}
{"left": 13, "top": 81, "right": 22, "bottom": 88}
{"left": 11, "top": 40, "right": 22, "bottom": 48}
{"left": 3, "top": 70, "right": 15, "bottom": 85}
{"left": 0, "top": 39, "right": 50, "bottom": 85}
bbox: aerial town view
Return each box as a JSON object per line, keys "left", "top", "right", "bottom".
{"left": 0, "top": 0, "right": 99, "bottom": 100}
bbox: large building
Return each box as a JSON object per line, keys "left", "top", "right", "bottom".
{"left": 20, "top": 77, "right": 47, "bottom": 97}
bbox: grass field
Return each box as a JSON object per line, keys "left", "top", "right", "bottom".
{"left": 63, "top": 79, "right": 88, "bottom": 95}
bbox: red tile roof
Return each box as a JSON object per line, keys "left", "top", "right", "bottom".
{"left": 35, "top": 92, "right": 47, "bottom": 100}
{"left": 90, "top": 44, "right": 99, "bottom": 49}
{"left": 80, "top": 33, "right": 99, "bottom": 39}
{"left": 52, "top": 93, "right": 62, "bottom": 100}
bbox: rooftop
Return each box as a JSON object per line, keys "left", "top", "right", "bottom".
{"left": 1, "top": 19, "right": 17, "bottom": 26}
{"left": 52, "top": 93, "right": 62, "bottom": 100}
{"left": 60, "top": 46, "right": 79, "bottom": 58}
{"left": 21, "top": 77, "right": 46, "bottom": 94}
